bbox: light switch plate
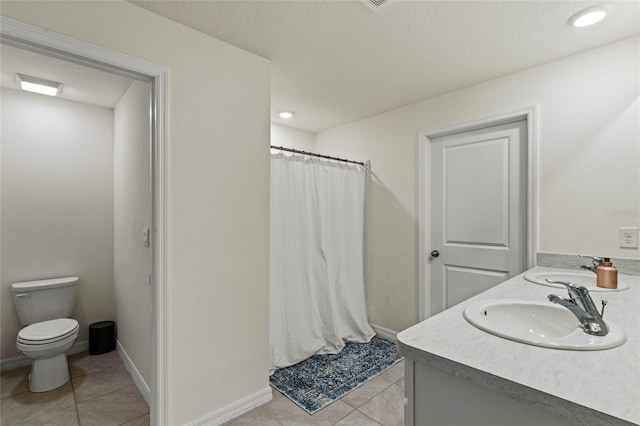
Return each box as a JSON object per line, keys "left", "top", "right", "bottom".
{"left": 143, "top": 226, "right": 150, "bottom": 248}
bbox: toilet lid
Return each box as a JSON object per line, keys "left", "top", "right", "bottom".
{"left": 18, "top": 318, "right": 79, "bottom": 345}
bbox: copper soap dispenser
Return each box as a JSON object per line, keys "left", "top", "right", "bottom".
{"left": 596, "top": 258, "right": 618, "bottom": 289}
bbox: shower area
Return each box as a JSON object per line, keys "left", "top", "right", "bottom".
{"left": 269, "top": 146, "right": 375, "bottom": 371}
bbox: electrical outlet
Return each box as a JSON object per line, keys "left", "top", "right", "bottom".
{"left": 619, "top": 227, "right": 639, "bottom": 249}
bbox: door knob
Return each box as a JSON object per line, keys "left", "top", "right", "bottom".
{"left": 431, "top": 250, "right": 440, "bottom": 258}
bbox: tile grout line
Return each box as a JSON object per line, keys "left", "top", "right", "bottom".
{"left": 354, "top": 409, "right": 384, "bottom": 426}
{"left": 269, "top": 408, "right": 285, "bottom": 426}
{"left": 69, "top": 356, "right": 139, "bottom": 406}
{"left": 69, "top": 354, "right": 149, "bottom": 424}
{"left": 341, "top": 382, "right": 391, "bottom": 425}
{"left": 0, "top": 370, "right": 30, "bottom": 401}
{"left": 328, "top": 403, "right": 356, "bottom": 425}
{"left": 345, "top": 377, "right": 395, "bottom": 410}
{"left": 75, "top": 383, "right": 139, "bottom": 406}
{"left": 68, "top": 362, "right": 83, "bottom": 426}
{"left": 117, "top": 411, "right": 148, "bottom": 426}
{"left": 357, "top": 383, "right": 405, "bottom": 426}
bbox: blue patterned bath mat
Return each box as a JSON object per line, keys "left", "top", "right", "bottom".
{"left": 269, "top": 337, "right": 402, "bottom": 414}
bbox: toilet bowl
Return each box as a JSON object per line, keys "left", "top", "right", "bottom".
{"left": 16, "top": 318, "right": 79, "bottom": 392}
{"left": 11, "top": 277, "right": 79, "bottom": 393}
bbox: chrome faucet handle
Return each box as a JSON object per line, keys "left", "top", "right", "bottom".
{"left": 579, "top": 255, "right": 605, "bottom": 265}
{"left": 578, "top": 255, "right": 605, "bottom": 274}
{"left": 546, "top": 279, "right": 609, "bottom": 336}
{"left": 545, "top": 279, "right": 589, "bottom": 309}
{"left": 545, "top": 279, "right": 583, "bottom": 295}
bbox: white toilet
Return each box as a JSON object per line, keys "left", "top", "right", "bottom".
{"left": 11, "top": 277, "right": 80, "bottom": 392}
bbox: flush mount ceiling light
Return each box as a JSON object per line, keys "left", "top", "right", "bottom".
{"left": 16, "top": 73, "right": 63, "bottom": 96}
{"left": 279, "top": 111, "right": 294, "bottom": 119}
{"left": 568, "top": 4, "right": 612, "bottom": 28}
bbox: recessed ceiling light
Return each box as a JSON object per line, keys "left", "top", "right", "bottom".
{"left": 279, "top": 111, "right": 294, "bottom": 119}
{"left": 568, "top": 4, "right": 612, "bottom": 28}
{"left": 16, "top": 73, "right": 63, "bottom": 96}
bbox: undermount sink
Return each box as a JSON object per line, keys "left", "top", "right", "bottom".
{"left": 463, "top": 300, "right": 626, "bottom": 350}
{"left": 524, "top": 270, "right": 628, "bottom": 292}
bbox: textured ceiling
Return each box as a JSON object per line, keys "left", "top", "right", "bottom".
{"left": 0, "top": 44, "right": 134, "bottom": 108}
{"left": 131, "top": 0, "right": 640, "bottom": 132}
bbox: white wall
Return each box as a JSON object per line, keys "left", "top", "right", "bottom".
{"left": 315, "top": 37, "right": 640, "bottom": 332}
{"left": 1, "top": 2, "right": 271, "bottom": 423}
{"left": 271, "top": 123, "right": 315, "bottom": 151}
{"left": 1, "top": 88, "right": 116, "bottom": 359}
{"left": 114, "top": 80, "right": 152, "bottom": 386}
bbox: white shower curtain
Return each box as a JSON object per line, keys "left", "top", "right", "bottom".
{"left": 270, "top": 153, "right": 375, "bottom": 371}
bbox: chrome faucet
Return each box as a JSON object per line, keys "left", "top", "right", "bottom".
{"left": 546, "top": 279, "right": 608, "bottom": 336}
{"left": 579, "top": 255, "right": 605, "bottom": 273}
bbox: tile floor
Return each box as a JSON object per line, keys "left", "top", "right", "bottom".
{"left": 1, "top": 351, "right": 149, "bottom": 426}
{"left": 227, "top": 360, "right": 405, "bottom": 426}
{"left": 2, "top": 353, "right": 404, "bottom": 426}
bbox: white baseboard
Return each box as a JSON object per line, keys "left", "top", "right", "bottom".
{"left": 0, "top": 340, "right": 88, "bottom": 372}
{"left": 185, "top": 386, "right": 273, "bottom": 426}
{"left": 370, "top": 323, "right": 398, "bottom": 342}
{"left": 116, "top": 340, "right": 151, "bottom": 406}
{"left": 1, "top": 353, "right": 30, "bottom": 372}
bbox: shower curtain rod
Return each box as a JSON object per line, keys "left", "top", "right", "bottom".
{"left": 270, "top": 145, "right": 365, "bottom": 166}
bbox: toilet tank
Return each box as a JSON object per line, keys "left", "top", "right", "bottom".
{"left": 11, "top": 277, "right": 78, "bottom": 325}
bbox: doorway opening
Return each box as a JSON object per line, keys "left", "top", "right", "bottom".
{"left": 1, "top": 16, "right": 168, "bottom": 424}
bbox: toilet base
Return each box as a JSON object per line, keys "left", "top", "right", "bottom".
{"left": 28, "top": 353, "right": 70, "bottom": 392}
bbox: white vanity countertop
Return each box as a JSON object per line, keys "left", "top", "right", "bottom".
{"left": 397, "top": 266, "right": 640, "bottom": 426}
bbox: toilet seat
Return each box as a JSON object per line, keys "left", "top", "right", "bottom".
{"left": 17, "top": 318, "right": 79, "bottom": 346}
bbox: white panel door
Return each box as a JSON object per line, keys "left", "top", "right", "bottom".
{"left": 429, "top": 120, "right": 527, "bottom": 315}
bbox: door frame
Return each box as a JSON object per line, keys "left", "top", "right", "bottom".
{"left": 418, "top": 106, "right": 538, "bottom": 321}
{"left": 1, "top": 17, "right": 169, "bottom": 425}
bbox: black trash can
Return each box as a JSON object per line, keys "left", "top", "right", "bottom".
{"left": 89, "top": 321, "right": 116, "bottom": 355}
